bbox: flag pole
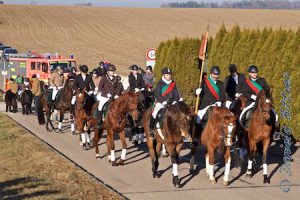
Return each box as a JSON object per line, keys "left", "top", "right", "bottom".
{"left": 194, "top": 31, "right": 208, "bottom": 114}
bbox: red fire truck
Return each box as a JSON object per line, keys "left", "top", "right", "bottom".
{"left": 0, "top": 52, "right": 77, "bottom": 91}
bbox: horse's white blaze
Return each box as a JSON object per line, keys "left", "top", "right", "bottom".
{"left": 79, "top": 93, "right": 82, "bottom": 97}
{"left": 58, "top": 122, "right": 62, "bottom": 130}
{"left": 85, "top": 133, "right": 90, "bottom": 143}
{"left": 247, "top": 160, "right": 253, "bottom": 170}
{"left": 265, "top": 98, "right": 270, "bottom": 103}
{"left": 224, "top": 157, "right": 231, "bottom": 182}
{"left": 172, "top": 163, "right": 178, "bottom": 176}
{"left": 263, "top": 163, "right": 268, "bottom": 175}
{"left": 162, "top": 144, "right": 167, "bottom": 156}
{"left": 71, "top": 124, "right": 75, "bottom": 132}
{"left": 121, "top": 149, "right": 127, "bottom": 160}
{"left": 81, "top": 133, "right": 86, "bottom": 144}
{"left": 110, "top": 150, "right": 115, "bottom": 162}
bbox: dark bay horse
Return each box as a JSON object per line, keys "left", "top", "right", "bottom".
{"left": 92, "top": 91, "right": 140, "bottom": 166}
{"left": 5, "top": 90, "right": 17, "bottom": 112}
{"left": 245, "top": 89, "right": 273, "bottom": 184}
{"left": 20, "top": 90, "right": 33, "bottom": 115}
{"left": 190, "top": 106, "right": 238, "bottom": 186}
{"left": 143, "top": 101, "right": 194, "bottom": 188}
{"left": 75, "top": 88, "right": 95, "bottom": 150}
{"left": 37, "top": 79, "right": 75, "bottom": 133}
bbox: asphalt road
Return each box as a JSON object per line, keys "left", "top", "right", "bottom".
{"left": 1, "top": 102, "right": 299, "bottom": 200}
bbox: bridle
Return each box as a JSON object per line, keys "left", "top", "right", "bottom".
{"left": 217, "top": 119, "right": 235, "bottom": 147}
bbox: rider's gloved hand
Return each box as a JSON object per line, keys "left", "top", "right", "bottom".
{"left": 140, "top": 88, "right": 145, "bottom": 91}
{"left": 93, "top": 90, "right": 98, "bottom": 95}
{"left": 107, "top": 93, "right": 112, "bottom": 98}
{"left": 235, "top": 93, "right": 242, "bottom": 98}
{"left": 215, "top": 101, "right": 222, "bottom": 107}
{"left": 251, "top": 94, "right": 257, "bottom": 101}
{"left": 88, "top": 91, "right": 93, "bottom": 96}
{"left": 134, "top": 88, "right": 140, "bottom": 93}
{"left": 195, "top": 88, "right": 202, "bottom": 95}
{"left": 114, "top": 95, "right": 119, "bottom": 99}
{"left": 162, "top": 101, "right": 168, "bottom": 106}
{"left": 172, "top": 101, "right": 177, "bottom": 105}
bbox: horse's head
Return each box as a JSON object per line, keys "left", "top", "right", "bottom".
{"left": 126, "top": 92, "right": 140, "bottom": 125}
{"left": 75, "top": 88, "right": 86, "bottom": 109}
{"left": 214, "top": 107, "right": 238, "bottom": 147}
{"left": 257, "top": 89, "right": 272, "bottom": 121}
{"left": 176, "top": 101, "right": 195, "bottom": 141}
{"left": 66, "top": 78, "right": 75, "bottom": 91}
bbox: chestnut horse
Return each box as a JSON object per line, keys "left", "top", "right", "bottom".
{"left": 36, "top": 78, "right": 75, "bottom": 133}
{"left": 143, "top": 101, "right": 194, "bottom": 188}
{"left": 190, "top": 106, "right": 238, "bottom": 186}
{"left": 92, "top": 91, "right": 140, "bottom": 166}
{"left": 245, "top": 89, "right": 273, "bottom": 184}
{"left": 75, "top": 89, "right": 95, "bottom": 150}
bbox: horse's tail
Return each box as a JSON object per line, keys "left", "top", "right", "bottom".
{"left": 36, "top": 94, "right": 46, "bottom": 125}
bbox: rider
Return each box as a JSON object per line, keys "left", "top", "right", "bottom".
{"left": 128, "top": 65, "right": 145, "bottom": 92}
{"left": 8, "top": 77, "right": 18, "bottom": 113}
{"left": 49, "top": 66, "right": 64, "bottom": 109}
{"left": 149, "top": 67, "right": 181, "bottom": 138}
{"left": 31, "top": 74, "right": 41, "bottom": 112}
{"left": 224, "top": 64, "right": 245, "bottom": 109}
{"left": 195, "top": 66, "right": 226, "bottom": 127}
{"left": 97, "top": 64, "right": 123, "bottom": 125}
{"left": 21, "top": 77, "right": 32, "bottom": 93}
{"left": 68, "top": 66, "right": 77, "bottom": 80}
{"left": 240, "top": 65, "right": 278, "bottom": 127}
{"left": 143, "top": 66, "right": 155, "bottom": 91}
{"left": 74, "top": 65, "right": 95, "bottom": 93}
{"left": 92, "top": 68, "right": 102, "bottom": 96}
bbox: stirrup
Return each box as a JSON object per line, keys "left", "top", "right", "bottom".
{"left": 149, "top": 130, "right": 155, "bottom": 139}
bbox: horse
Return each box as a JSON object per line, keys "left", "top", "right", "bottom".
{"left": 37, "top": 78, "right": 75, "bottom": 133}
{"left": 245, "top": 89, "right": 273, "bottom": 184}
{"left": 20, "top": 90, "right": 33, "bottom": 115}
{"left": 190, "top": 106, "right": 238, "bottom": 186}
{"left": 143, "top": 101, "right": 194, "bottom": 188}
{"left": 74, "top": 88, "right": 95, "bottom": 150}
{"left": 5, "top": 90, "right": 17, "bottom": 112}
{"left": 92, "top": 91, "right": 140, "bottom": 166}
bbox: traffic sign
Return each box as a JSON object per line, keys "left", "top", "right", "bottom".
{"left": 146, "top": 48, "right": 156, "bottom": 61}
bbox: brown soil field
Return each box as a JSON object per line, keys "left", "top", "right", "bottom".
{"left": 0, "top": 5, "right": 299, "bottom": 75}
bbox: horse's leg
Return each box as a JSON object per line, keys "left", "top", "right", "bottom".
{"left": 162, "top": 144, "right": 169, "bottom": 157}
{"left": 57, "top": 112, "right": 63, "bottom": 133}
{"left": 46, "top": 110, "right": 53, "bottom": 132}
{"left": 85, "top": 120, "right": 92, "bottom": 148}
{"left": 262, "top": 138, "right": 270, "bottom": 184}
{"left": 223, "top": 146, "right": 231, "bottom": 186}
{"left": 246, "top": 139, "right": 256, "bottom": 178}
{"left": 148, "top": 138, "right": 159, "bottom": 177}
{"left": 70, "top": 113, "right": 76, "bottom": 135}
{"left": 118, "top": 129, "right": 127, "bottom": 165}
{"left": 22, "top": 104, "right": 25, "bottom": 114}
{"left": 94, "top": 126, "right": 103, "bottom": 159}
{"left": 164, "top": 142, "right": 182, "bottom": 188}
{"left": 207, "top": 146, "right": 216, "bottom": 184}
{"left": 78, "top": 122, "right": 87, "bottom": 150}
{"left": 107, "top": 129, "right": 116, "bottom": 166}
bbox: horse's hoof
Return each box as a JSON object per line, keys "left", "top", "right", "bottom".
{"left": 72, "top": 131, "right": 76, "bottom": 135}
{"left": 111, "top": 161, "right": 117, "bottom": 166}
{"left": 60, "top": 129, "right": 63, "bottom": 134}
{"left": 118, "top": 159, "right": 125, "bottom": 166}
{"left": 263, "top": 175, "right": 270, "bottom": 184}
{"left": 223, "top": 180, "right": 229, "bottom": 186}
{"left": 82, "top": 143, "right": 86, "bottom": 150}
{"left": 96, "top": 154, "right": 100, "bottom": 159}
{"left": 162, "top": 154, "right": 169, "bottom": 158}
{"left": 189, "top": 168, "right": 194, "bottom": 174}
{"left": 209, "top": 178, "right": 216, "bottom": 184}
{"left": 134, "top": 140, "right": 138, "bottom": 146}
{"left": 172, "top": 176, "right": 181, "bottom": 188}
{"left": 246, "top": 170, "right": 253, "bottom": 178}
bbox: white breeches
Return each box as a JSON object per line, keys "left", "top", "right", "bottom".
{"left": 49, "top": 86, "right": 63, "bottom": 100}
{"left": 239, "top": 102, "right": 255, "bottom": 123}
{"left": 225, "top": 100, "right": 232, "bottom": 109}
{"left": 98, "top": 95, "right": 110, "bottom": 111}
{"left": 196, "top": 105, "right": 215, "bottom": 124}
{"left": 152, "top": 102, "right": 164, "bottom": 118}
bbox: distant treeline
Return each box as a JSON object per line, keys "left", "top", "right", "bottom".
{"left": 154, "top": 25, "right": 300, "bottom": 140}
{"left": 161, "top": 0, "right": 300, "bottom": 10}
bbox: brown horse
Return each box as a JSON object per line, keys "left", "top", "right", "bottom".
{"left": 245, "top": 89, "right": 273, "bottom": 184}
{"left": 143, "top": 101, "right": 194, "bottom": 188}
{"left": 37, "top": 78, "right": 75, "bottom": 133}
{"left": 92, "top": 91, "right": 140, "bottom": 166}
{"left": 5, "top": 90, "right": 17, "bottom": 112}
{"left": 75, "top": 88, "right": 95, "bottom": 150}
{"left": 190, "top": 106, "right": 238, "bottom": 186}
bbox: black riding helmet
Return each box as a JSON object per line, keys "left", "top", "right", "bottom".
{"left": 161, "top": 67, "right": 172, "bottom": 75}
{"left": 210, "top": 65, "right": 221, "bottom": 75}
{"left": 131, "top": 65, "right": 139, "bottom": 71}
{"left": 228, "top": 64, "right": 237, "bottom": 73}
{"left": 107, "top": 64, "right": 116, "bottom": 72}
{"left": 248, "top": 65, "right": 258, "bottom": 73}
{"left": 92, "top": 68, "right": 99, "bottom": 76}
{"left": 146, "top": 66, "right": 152, "bottom": 71}
{"left": 80, "top": 65, "right": 88, "bottom": 73}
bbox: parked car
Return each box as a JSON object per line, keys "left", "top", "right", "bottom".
{"left": 1, "top": 48, "right": 18, "bottom": 60}
{"left": 0, "top": 45, "right": 11, "bottom": 58}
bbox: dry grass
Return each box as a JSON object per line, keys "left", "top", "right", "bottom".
{"left": 0, "top": 5, "right": 299, "bottom": 75}
{"left": 0, "top": 113, "right": 122, "bottom": 199}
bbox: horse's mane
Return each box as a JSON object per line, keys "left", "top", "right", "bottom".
{"left": 253, "top": 88, "right": 271, "bottom": 111}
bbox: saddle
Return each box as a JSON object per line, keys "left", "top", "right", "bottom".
{"left": 241, "top": 108, "right": 254, "bottom": 129}
{"left": 200, "top": 106, "right": 214, "bottom": 131}
{"left": 47, "top": 89, "right": 63, "bottom": 105}
{"left": 94, "top": 100, "right": 112, "bottom": 121}
{"left": 155, "top": 108, "right": 167, "bottom": 129}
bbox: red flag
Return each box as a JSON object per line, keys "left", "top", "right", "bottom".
{"left": 199, "top": 32, "right": 208, "bottom": 61}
